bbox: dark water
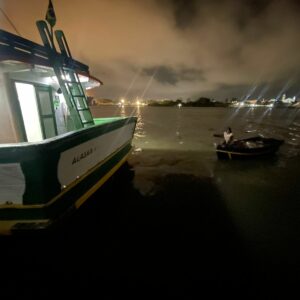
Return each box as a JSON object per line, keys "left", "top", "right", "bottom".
{"left": 1, "top": 106, "right": 300, "bottom": 298}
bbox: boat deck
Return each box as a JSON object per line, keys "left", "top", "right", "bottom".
{"left": 93, "top": 117, "right": 127, "bottom": 126}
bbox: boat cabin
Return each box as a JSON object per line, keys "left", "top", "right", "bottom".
{"left": 0, "top": 27, "right": 101, "bottom": 144}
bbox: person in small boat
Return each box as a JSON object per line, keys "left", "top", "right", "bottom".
{"left": 223, "top": 127, "right": 234, "bottom": 145}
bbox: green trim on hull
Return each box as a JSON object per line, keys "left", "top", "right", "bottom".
{"left": 93, "top": 117, "right": 125, "bottom": 125}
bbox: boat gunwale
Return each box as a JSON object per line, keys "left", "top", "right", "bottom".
{"left": 0, "top": 116, "right": 137, "bottom": 152}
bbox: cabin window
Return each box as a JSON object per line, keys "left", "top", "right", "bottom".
{"left": 35, "top": 86, "right": 57, "bottom": 139}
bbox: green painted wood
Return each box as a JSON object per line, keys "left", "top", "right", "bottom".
{"left": 55, "top": 29, "right": 94, "bottom": 128}
{"left": 36, "top": 20, "right": 82, "bottom": 131}
{"left": 93, "top": 117, "right": 125, "bottom": 125}
{"left": 35, "top": 85, "right": 58, "bottom": 139}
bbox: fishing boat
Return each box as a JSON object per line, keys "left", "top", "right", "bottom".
{"left": 216, "top": 136, "right": 284, "bottom": 160}
{"left": 0, "top": 4, "right": 137, "bottom": 234}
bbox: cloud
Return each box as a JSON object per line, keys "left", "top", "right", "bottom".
{"left": 142, "top": 65, "right": 205, "bottom": 85}
{"left": 1, "top": 0, "right": 299, "bottom": 100}
{"left": 169, "top": 0, "right": 198, "bottom": 29}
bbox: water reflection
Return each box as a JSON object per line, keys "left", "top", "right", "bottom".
{"left": 120, "top": 104, "right": 126, "bottom": 118}
{"left": 176, "top": 105, "right": 183, "bottom": 145}
{"left": 134, "top": 106, "right": 145, "bottom": 136}
{"left": 133, "top": 105, "right": 146, "bottom": 152}
{"left": 92, "top": 105, "right": 300, "bottom": 159}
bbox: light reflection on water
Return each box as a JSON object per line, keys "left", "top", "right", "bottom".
{"left": 134, "top": 105, "right": 146, "bottom": 139}
{"left": 91, "top": 105, "right": 300, "bottom": 262}
{"left": 91, "top": 105, "right": 300, "bottom": 159}
{"left": 91, "top": 105, "right": 300, "bottom": 190}
{"left": 91, "top": 103, "right": 300, "bottom": 174}
{"left": 175, "top": 105, "right": 183, "bottom": 145}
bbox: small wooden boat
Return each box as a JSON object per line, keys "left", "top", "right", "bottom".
{"left": 216, "top": 136, "right": 284, "bottom": 160}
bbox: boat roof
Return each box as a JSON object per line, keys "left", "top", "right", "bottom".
{"left": 0, "top": 29, "right": 103, "bottom": 85}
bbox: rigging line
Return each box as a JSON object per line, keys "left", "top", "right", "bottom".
{"left": 0, "top": 6, "right": 22, "bottom": 36}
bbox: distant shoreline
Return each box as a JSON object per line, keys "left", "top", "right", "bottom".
{"left": 90, "top": 103, "right": 300, "bottom": 108}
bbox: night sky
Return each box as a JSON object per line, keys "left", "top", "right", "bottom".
{"left": 1, "top": 0, "right": 300, "bottom": 101}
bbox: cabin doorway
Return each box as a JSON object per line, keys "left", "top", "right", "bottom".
{"left": 15, "top": 82, "right": 57, "bottom": 142}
